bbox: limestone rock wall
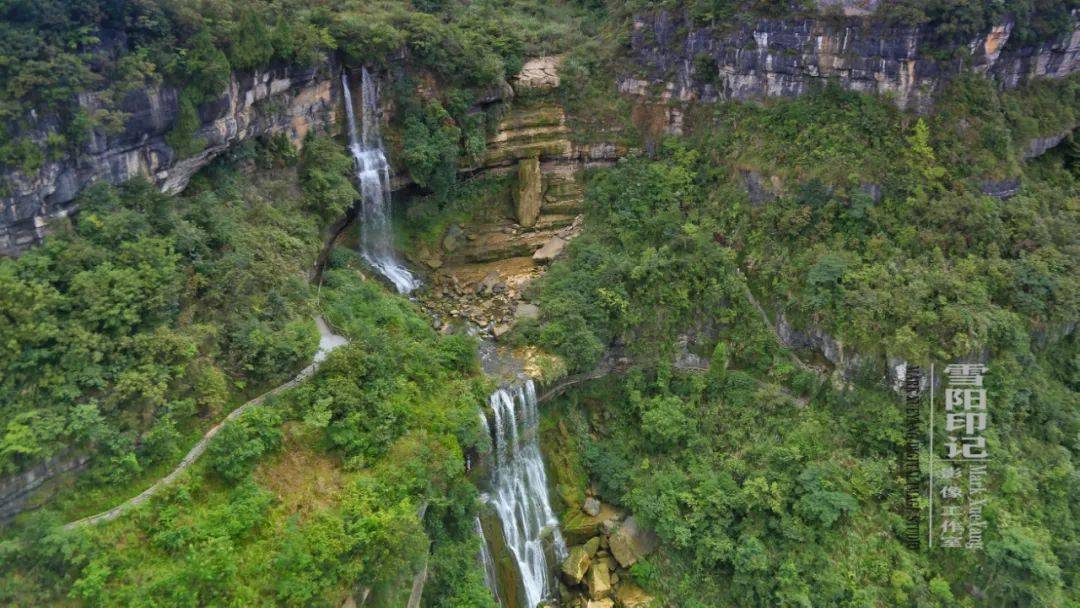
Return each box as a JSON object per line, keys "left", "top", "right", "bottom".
{"left": 1, "top": 59, "right": 339, "bottom": 256}
{"left": 0, "top": 452, "right": 89, "bottom": 521}
{"left": 621, "top": 11, "right": 1080, "bottom": 111}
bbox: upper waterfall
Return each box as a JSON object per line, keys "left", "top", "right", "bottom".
{"left": 341, "top": 69, "right": 419, "bottom": 294}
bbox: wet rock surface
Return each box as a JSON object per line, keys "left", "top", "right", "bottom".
{"left": 413, "top": 214, "right": 582, "bottom": 338}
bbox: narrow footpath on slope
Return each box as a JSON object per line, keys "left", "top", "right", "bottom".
{"left": 62, "top": 317, "right": 348, "bottom": 531}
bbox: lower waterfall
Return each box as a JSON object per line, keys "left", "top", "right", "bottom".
{"left": 480, "top": 378, "right": 567, "bottom": 607}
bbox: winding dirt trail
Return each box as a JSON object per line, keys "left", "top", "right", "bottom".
{"left": 62, "top": 317, "right": 347, "bottom": 531}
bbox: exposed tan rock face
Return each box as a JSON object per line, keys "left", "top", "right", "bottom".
{"left": 513, "top": 56, "right": 563, "bottom": 93}
{"left": 583, "top": 536, "right": 601, "bottom": 557}
{"left": 1, "top": 59, "right": 338, "bottom": 255}
{"left": 556, "top": 500, "right": 658, "bottom": 607}
{"left": 587, "top": 562, "right": 612, "bottom": 600}
{"left": 515, "top": 156, "right": 542, "bottom": 227}
{"left": 563, "top": 502, "right": 621, "bottom": 545}
{"left": 562, "top": 545, "right": 592, "bottom": 584}
{"left": 532, "top": 236, "right": 568, "bottom": 264}
{"left": 412, "top": 55, "right": 621, "bottom": 336}
{"left": 483, "top": 105, "right": 574, "bottom": 167}
{"left": 614, "top": 583, "right": 655, "bottom": 608}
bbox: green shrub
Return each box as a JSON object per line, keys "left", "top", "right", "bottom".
{"left": 165, "top": 92, "right": 203, "bottom": 157}
{"left": 228, "top": 11, "right": 274, "bottom": 72}
{"left": 300, "top": 135, "right": 357, "bottom": 221}
{"left": 400, "top": 100, "right": 462, "bottom": 193}
{"left": 208, "top": 406, "right": 283, "bottom": 483}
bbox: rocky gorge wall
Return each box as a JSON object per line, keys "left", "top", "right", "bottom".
{"left": 0, "top": 60, "right": 339, "bottom": 256}
{"left": 6, "top": 11, "right": 1079, "bottom": 256}
{"left": 621, "top": 11, "right": 1080, "bottom": 112}
{"left": 407, "top": 57, "right": 626, "bottom": 338}
{"left": 0, "top": 452, "right": 90, "bottom": 521}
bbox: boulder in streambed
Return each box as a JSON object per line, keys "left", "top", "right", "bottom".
{"left": 514, "top": 302, "right": 540, "bottom": 320}
{"left": 584, "top": 496, "right": 601, "bottom": 516}
{"left": 532, "top": 236, "right": 567, "bottom": 263}
{"left": 563, "top": 502, "right": 620, "bottom": 545}
{"left": 442, "top": 224, "right": 464, "bottom": 252}
{"left": 608, "top": 516, "right": 659, "bottom": 568}
{"left": 587, "top": 562, "right": 612, "bottom": 600}
{"left": 561, "top": 545, "right": 591, "bottom": 584}
{"left": 583, "top": 536, "right": 600, "bottom": 557}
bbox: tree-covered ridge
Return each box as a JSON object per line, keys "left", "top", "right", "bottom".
{"left": 0, "top": 262, "right": 498, "bottom": 606}
{"left": 546, "top": 341, "right": 1077, "bottom": 606}
{"left": 621, "top": 0, "right": 1078, "bottom": 49}
{"left": 521, "top": 83, "right": 1077, "bottom": 606}
{"left": 524, "top": 81, "right": 1077, "bottom": 373}
{"left": 0, "top": 134, "right": 358, "bottom": 484}
{"left": 712, "top": 83, "right": 1078, "bottom": 363}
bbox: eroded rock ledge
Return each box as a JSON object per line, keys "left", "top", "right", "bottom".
{"left": 0, "top": 59, "right": 339, "bottom": 255}
{"left": 622, "top": 11, "right": 1080, "bottom": 111}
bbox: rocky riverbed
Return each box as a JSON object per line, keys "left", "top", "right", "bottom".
{"left": 412, "top": 215, "right": 582, "bottom": 338}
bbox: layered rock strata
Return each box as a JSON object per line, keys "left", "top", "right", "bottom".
{"left": 621, "top": 11, "right": 1080, "bottom": 112}
{"left": 1, "top": 59, "right": 338, "bottom": 255}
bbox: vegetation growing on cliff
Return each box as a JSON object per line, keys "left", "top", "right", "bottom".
{"left": 527, "top": 82, "right": 1076, "bottom": 372}
{"left": 625, "top": 0, "right": 1079, "bottom": 51}
{"left": 0, "top": 261, "right": 497, "bottom": 607}
{"left": 0, "top": 2, "right": 1077, "bottom": 607}
{"left": 0, "top": 0, "right": 599, "bottom": 179}
{"left": 0, "top": 137, "right": 343, "bottom": 485}
{"left": 546, "top": 343, "right": 1077, "bottom": 606}
{"left": 525, "top": 80, "right": 1078, "bottom": 606}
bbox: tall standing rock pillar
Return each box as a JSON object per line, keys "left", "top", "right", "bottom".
{"left": 515, "top": 155, "right": 542, "bottom": 228}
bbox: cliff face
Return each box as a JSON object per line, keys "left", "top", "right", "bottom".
{"left": 621, "top": 12, "right": 1080, "bottom": 110}
{"left": 0, "top": 60, "right": 338, "bottom": 256}
{"left": 5, "top": 14, "right": 1078, "bottom": 256}
{"left": 407, "top": 57, "right": 625, "bottom": 335}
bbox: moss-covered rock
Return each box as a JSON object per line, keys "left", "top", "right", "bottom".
{"left": 561, "top": 544, "right": 592, "bottom": 585}
{"left": 587, "top": 561, "right": 612, "bottom": 600}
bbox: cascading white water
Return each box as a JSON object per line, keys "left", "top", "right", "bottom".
{"left": 475, "top": 516, "right": 502, "bottom": 604}
{"left": 480, "top": 378, "right": 567, "bottom": 608}
{"left": 341, "top": 69, "right": 418, "bottom": 294}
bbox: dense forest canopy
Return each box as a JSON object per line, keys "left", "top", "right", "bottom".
{"left": 625, "top": 0, "right": 1080, "bottom": 46}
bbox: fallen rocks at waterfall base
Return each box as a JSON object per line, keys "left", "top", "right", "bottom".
{"left": 414, "top": 221, "right": 578, "bottom": 337}
{"left": 562, "top": 545, "right": 591, "bottom": 585}
{"left": 557, "top": 499, "right": 657, "bottom": 607}
{"left": 532, "top": 235, "right": 568, "bottom": 263}
{"left": 608, "top": 517, "right": 659, "bottom": 569}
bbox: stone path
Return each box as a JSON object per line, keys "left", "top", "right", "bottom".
{"left": 62, "top": 317, "right": 347, "bottom": 531}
